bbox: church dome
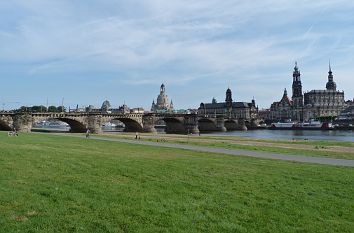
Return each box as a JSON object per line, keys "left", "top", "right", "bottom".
{"left": 101, "top": 100, "right": 111, "bottom": 111}
{"left": 151, "top": 83, "right": 174, "bottom": 112}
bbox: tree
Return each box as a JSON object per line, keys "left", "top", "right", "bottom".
{"left": 57, "top": 106, "right": 66, "bottom": 112}
{"left": 16, "top": 106, "right": 29, "bottom": 112}
{"left": 31, "top": 105, "right": 47, "bottom": 112}
{"left": 48, "top": 106, "right": 58, "bottom": 112}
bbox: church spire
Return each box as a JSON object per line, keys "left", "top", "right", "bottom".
{"left": 293, "top": 61, "right": 301, "bottom": 82}
{"left": 326, "top": 61, "right": 336, "bottom": 91}
{"left": 292, "top": 61, "right": 303, "bottom": 108}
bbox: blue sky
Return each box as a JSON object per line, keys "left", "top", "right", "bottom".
{"left": 1, "top": 0, "right": 354, "bottom": 110}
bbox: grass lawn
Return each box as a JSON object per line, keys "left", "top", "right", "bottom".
{"left": 0, "top": 132, "right": 353, "bottom": 232}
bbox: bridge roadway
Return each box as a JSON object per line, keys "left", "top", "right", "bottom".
{"left": 0, "top": 111, "right": 253, "bottom": 134}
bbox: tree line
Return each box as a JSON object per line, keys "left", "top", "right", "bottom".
{"left": 15, "top": 105, "right": 66, "bottom": 113}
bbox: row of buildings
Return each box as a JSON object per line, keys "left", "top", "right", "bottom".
{"left": 149, "top": 83, "right": 258, "bottom": 123}
{"left": 81, "top": 62, "right": 352, "bottom": 125}
{"left": 191, "top": 62, "right": 352, "bottom": 125}
{"left": 266, "top": 62, "right": 350, "bottom": 122}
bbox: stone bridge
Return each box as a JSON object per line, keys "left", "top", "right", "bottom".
{"left": 0, "top": 112, "right": 258, "bottom": 134}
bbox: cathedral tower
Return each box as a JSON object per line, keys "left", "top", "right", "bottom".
{"left": 292, "top": 62, "right": 303, "bottom": 108}
{"left": 225, "top": 87, "right": 233, "bottom": 109}
{"left": 326, "top": 61, "right": 337, "bottom": 91}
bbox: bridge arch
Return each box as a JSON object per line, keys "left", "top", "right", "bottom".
{"left": 163, "top": 117, "right": 185, "bottom": 134}
{"left": 198, "top": 118, "right": 217, "bottom": 132}
{"left": 0, "top": 119, "right": 12, "bottom": 131}
{"left": 56, "top": 118, "right": 87, "bottom": 133}
{"left": 32, "top": 117, "right": 87, "bottom": 133}
{"left": 112, "top": 118, "right": 143, "bottom": 132}
{"left": 224, "top": 119, "right": 238, "bottom": 131}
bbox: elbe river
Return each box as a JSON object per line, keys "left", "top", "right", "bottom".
{"left": 33, "top": 125, "right": 354, "bottom": 142}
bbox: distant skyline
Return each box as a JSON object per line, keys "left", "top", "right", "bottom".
{"left": 1, "top": 0, "right": 354, "bottom": 110}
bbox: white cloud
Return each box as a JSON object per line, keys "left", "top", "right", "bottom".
{"left": 1, "top": 0, "right": 354, "bottom": 109}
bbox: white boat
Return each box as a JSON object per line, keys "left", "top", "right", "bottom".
{"left": 269, "top": 122, "right": 295, "bottom": 129}
{"left": 296, "top": 120, "right": 333, "bottom": 130}
{"left": 102, "top": 122, "right": 117, "bottom": 127}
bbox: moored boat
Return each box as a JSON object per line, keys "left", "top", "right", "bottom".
{"left": 294, "top": 120, "right": 333, "bottom": 130}
{"left": 269, "top": 120, "right": 333, "bottom": 130}
{"left": 269, "top": 122, "right": 295, "bottom": 130}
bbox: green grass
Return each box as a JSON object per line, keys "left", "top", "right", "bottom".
{"left": 0, "top": 132, "right": 353, "bottom": 233}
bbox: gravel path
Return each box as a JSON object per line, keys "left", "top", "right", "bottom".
{"left": 89, "top": 136, "right": 354, "bottom": 167}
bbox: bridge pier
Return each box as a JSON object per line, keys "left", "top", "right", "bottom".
{"left": 249, "top": 119, "right": 259, "bottom": 129}
{"left": 87, "top": 115, "right": 103, "bottom": 134}
{"left": 216, "top": 117, "right": 227, "bottom": 132}
{"left": 143, "top": 115, "right": 157, "bottom": 133}
{"left": 13, "top": 113, "right": 33, "bottom": 133}
{"left": 238, "top": 119, "right": 248, "bottom": 131}
{"left": 184, "top": 115, "right": 199, "bottom": 134}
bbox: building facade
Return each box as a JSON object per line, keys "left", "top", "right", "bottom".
{"left": 151, "top": 84, "right": 174, "bottom": 112}
{"left": 198, "top": 87, "right": 258, "bottom": 121}
{"left": 268, "top": 63, "right": 346, "bottom": 122}
{"left": 269, "top": 89, "right": 293, "bottom": 121}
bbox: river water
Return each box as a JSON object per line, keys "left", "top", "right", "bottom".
{"left": 210, "top": 130, "right": 354, "bottom": 142}
{"left": 32, "top": 125, "right": 354, "bottom": 142}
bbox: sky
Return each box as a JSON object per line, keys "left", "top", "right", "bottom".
{"left": 1, "top": 0, "right": 354, "bottom": 111}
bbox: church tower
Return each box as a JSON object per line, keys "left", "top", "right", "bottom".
{"left": 326, "top": 61, "right": 337, "bottom": 91}
{"left": 292, "top": 62, "right": 303, "bottom": 107}
{"left": 225, "top": 87, "right": 233, "bottom": 110}
{"left": 150, "top": 99, "right": 155, "bottom": 112}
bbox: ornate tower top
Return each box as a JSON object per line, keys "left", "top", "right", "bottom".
{"left": 225, "top": 88, "right": 232, "bottom": 102}
{"left": 293, "top": 61, "right": 301, "bottom": 82}
{"left": 225, "top": 87, "right": 233, "bottom": 109}
{"left": 280, "top": 88, "right": 292, "bottom": 106}
{"left": 160, "top": 83, "right": 165, "bottom": 94}
{"left": 170, "top": 99, "right": 173, "bottom": 109}
{"left": 292, "top": 61, "right": 303, "bottom": 103}
{"left": 326, "top": 61, "right": 337, "bottom": 91}
{"left": 292, "top": 62, "right": 302, "bottom": 100}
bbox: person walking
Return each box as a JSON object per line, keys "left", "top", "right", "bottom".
{"left": 86, "top": 129, "right": 90, "bottom": 138}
